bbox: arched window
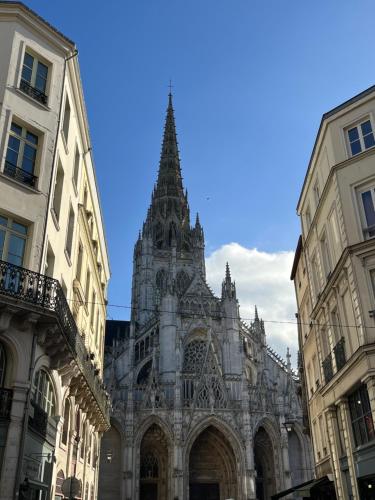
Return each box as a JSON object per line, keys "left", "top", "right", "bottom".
{"left": 55, "top": 470, "right": 65, "bottom": 499}
{"left": 92, "top": 436, "right": 98, "bottom": 468}
{"left": 155, "top": 269, "right": 167, "bottom": 293}
{"left": 183, "top": 340, "right": 207, "bottom": 373}
{"left": 86, "top": 425, "right": 91, "bottom": 464}
{"left": 137, "top": 360, "right": 152, "bottom": 385}
{"left": 33, "top": 369, "right": 55, "bottom": 416}
{"left": 176, "top": 270, "right": 190, "bottom": 296}
{"left": 61, "top": 399, "right": 70, "bottom": 445}
{"left": 0, "top": 343, "right": 6, "bottom": 387}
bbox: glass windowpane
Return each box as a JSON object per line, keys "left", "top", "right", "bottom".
{"left": 21, "top": 66, "right": 32, "bottom": 83}
{"left": 348, "top": 127, "right": 359, "bottom": 142}
{"left": 26, "top": 132, "right": 38, "bottom": 145}
{"left": 362, "top": 191, "right": 375, "bottom": 228}
{"left": 11, "top": 221, "right": 27, "bottom": 235}
{"left": 0, "top": 230, "right": 5, "bottom": 259}
{"left": 350, "top": 140, "right": 362, "bottom": 155}
{"left": 0, "top": 217, "right": 7, "bottom": 228}
{"left": 7, "top": 234, "right": 25, "bottom": 266}
{"left": 361, "top": 120, "right": 373, "bottom": 136}
{"left": 10, "top": 123, "right": 22, "bottom": 136}
{"left": 24, "top": 53, "right": 34, "bottom": 69}
{"left": 363, "top": 133, "right": 375, "bottom": 149}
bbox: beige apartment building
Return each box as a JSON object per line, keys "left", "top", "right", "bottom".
{"left": 291, "top": 86, "right": 375, "bottom": 499}
{"left": 0, "top": 2, "right": 110, "bottom": 500}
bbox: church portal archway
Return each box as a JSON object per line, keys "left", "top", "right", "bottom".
{"left": 139, "top": 423, "right": 169, "bottom": 500}
{"left": 98, "top": 423, "right": 122, "bottom": 500}
{"left": 254, "top": 426, "right": 276, "bottom": 500}
{"left": 188, "top": 425, "right": 237, "bottom": 500}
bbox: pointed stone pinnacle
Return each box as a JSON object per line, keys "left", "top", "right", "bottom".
{"left": 225, "top": 262, "right": 231, "bottom": 281}
{"left": 254, "top": 305, "right": 259, "bottom": 321}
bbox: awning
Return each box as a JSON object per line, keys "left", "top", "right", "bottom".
{"left": 271, "top": 476, "right": 334, "bottom": 499}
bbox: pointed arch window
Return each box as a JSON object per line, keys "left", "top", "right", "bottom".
{"left": 154, "top": 222, "right": 164, "bottom": 249}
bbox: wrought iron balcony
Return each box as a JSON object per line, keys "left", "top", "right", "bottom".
{"left": 3, "top": 160, "right": 37, "bottom": 188}
{"left": 0, "top": 259, "right": 110, "bottom": 430}
{"left": 333, "top": 337, "right": 346, "bottom": 372}
{"left": 20, "top": 79, "right": 48, "bottom": 105}
{"left": 322, "top": 353, "right": 334, "bottom": 384}
{"left": 0, "top": 388, "right": 13, "bottom": 419}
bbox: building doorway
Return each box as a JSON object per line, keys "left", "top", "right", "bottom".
{"left": 188, "top": 425, "right": 237, "bottom": 500}
{"left": 254, "top": 427, "right": 276, "bottom": 500}
{"left": 139, "top": 424, "right": 169, "bottom": 500}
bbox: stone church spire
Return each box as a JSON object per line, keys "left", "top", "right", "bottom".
{"left": 143, "top": 94, "right": 191, "bottom": 250}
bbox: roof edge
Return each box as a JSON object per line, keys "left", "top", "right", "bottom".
{"left": 0, "top": 1, "right": 75, "bottom": 47}
{"left": 290, "top": 234, "right": 302, "bottom": 281}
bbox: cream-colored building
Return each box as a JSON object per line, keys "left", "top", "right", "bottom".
{"left": 0, "top": 2, "right": 110, "bottom": 500}
{"left": 291, "top": 85, "right": 375, "bottom": 499}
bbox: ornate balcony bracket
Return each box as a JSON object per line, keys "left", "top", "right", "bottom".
{"left": 0, "top": 259, "right": 110, "bottom": 431}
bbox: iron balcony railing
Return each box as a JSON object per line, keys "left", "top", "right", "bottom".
{"left": 333, "top": 337, "right": 346, "bottom": 372}
{"left": 20, "top": 79, "right": 48, "bottom": 105}
{"left": 0, "top": 388, "right": 13, "bottom": 419}
{"left": 3, "top": 160, "right": 37, "bottom": 188}
{"left": 0, "top": 259, "right": 110, "bottom": 425}
{"left": 322, "top": 353, "right": 334, "bottom": 384}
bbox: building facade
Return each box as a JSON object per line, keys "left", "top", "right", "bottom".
{"left": 99, "top": 95, "right": 313, "bottom": 500}
{"left": 0, "top": 3, "right": 110, "bottom": 500}
{"left": 291, "top": 86, "right": 375, "bottom": 499}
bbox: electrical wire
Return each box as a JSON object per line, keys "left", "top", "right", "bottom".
{"left": 65, "top": 297, "right": 375, "bottom": 329}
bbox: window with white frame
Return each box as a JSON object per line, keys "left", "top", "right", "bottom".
{"left": 33, "top": 369, "right": 55, "bottom": 416}
{"left": 0, "top": 215, "right": 27, "bottom": 266}
{"left": 20, "top": 51, "right": 48, "bottom": 105}
{"left": 52, "top": 162, "right": 64, "bottom": 222}
{"left": 357, "top": 184, "right": 375, "bottom": 238}
{"left": 347, "top": 119, "right": 375, "bottom": 156}
{"left": 310, "top": 253, "right": 321, "bottom": 297}
{"left": 5, "top": 122, "right": 38, "bottom": 187}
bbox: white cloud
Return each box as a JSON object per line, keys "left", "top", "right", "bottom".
{"left": 205, "top": 243, "right": 299, "bottom": 365}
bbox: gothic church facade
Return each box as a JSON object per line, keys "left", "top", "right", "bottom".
{"left": 99, "top": 96, "right": 313, "bottom": 500}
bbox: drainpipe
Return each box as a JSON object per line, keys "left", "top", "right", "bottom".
{"left": 38, "top": 48, "right": 78, "bottom": 274}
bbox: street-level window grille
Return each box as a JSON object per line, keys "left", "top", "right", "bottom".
{"left": 5, "top": 123, "right": 38, "bottom": 187}
{"left": 349, "top": 384, "right": 375, "bottom": 447}
{"left": 33, "top": 369, "right": 55, "bottom": 416}
{"left": 20, "top": 51, "right": 48, "bottom": 105}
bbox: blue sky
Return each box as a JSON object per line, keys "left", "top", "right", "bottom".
{"left": 25, "top": 0, "right": 375, "bottom": 353}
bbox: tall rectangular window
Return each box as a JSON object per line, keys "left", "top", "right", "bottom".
{"left": 313, "top": 180, "right": 320, "bottom": 208}
{"left": 62, "top": 97, "right": 71, "bottom": 142}
{"left": 76, "top": 243, "right": 83, "bottom": 282}
{"left": 5, "top": 123, "right": 38, "bottom": 187}
{"left": 85, "top": 269, "right": 91, "bottom": 305}
{"left": 311, "top": 254, "right": 320, "bottom": 297}
{"left": 359, "top": 186, "right": 375, "bottom": 238}
{"left": 90, "top": 290, "right": 96, "bottom": 329}
{"left": 349, "top": 385, "right": 375, "bottom": 447}
{"left": 0, "top": 216, "right": 27, "bottom": 266}
{"left": 73, "top": 146, "right": 80, "bottom": 189}
{"left": 20, "top": 52, "right": 48, "bottom": 105}
{"left": 347, "top": 119, "right": 375, "bottom": 156}
{"left": 370, "top": 269, "right": 375, "bottom": 299}
{"left": 320, "top": 231, "right": 332, "bottom": 278}
{"left": 52, "top": 163, "right": 64, "bottom": 222}
{"left": 65, "top": 206, "right": 75, "bottom": 259}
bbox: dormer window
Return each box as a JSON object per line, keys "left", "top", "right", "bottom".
{"left": 20, "top": 52, "right": 48, "bottom": 105}
{"left": 347, "top": 119, "right": 375, "bottom": 156}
